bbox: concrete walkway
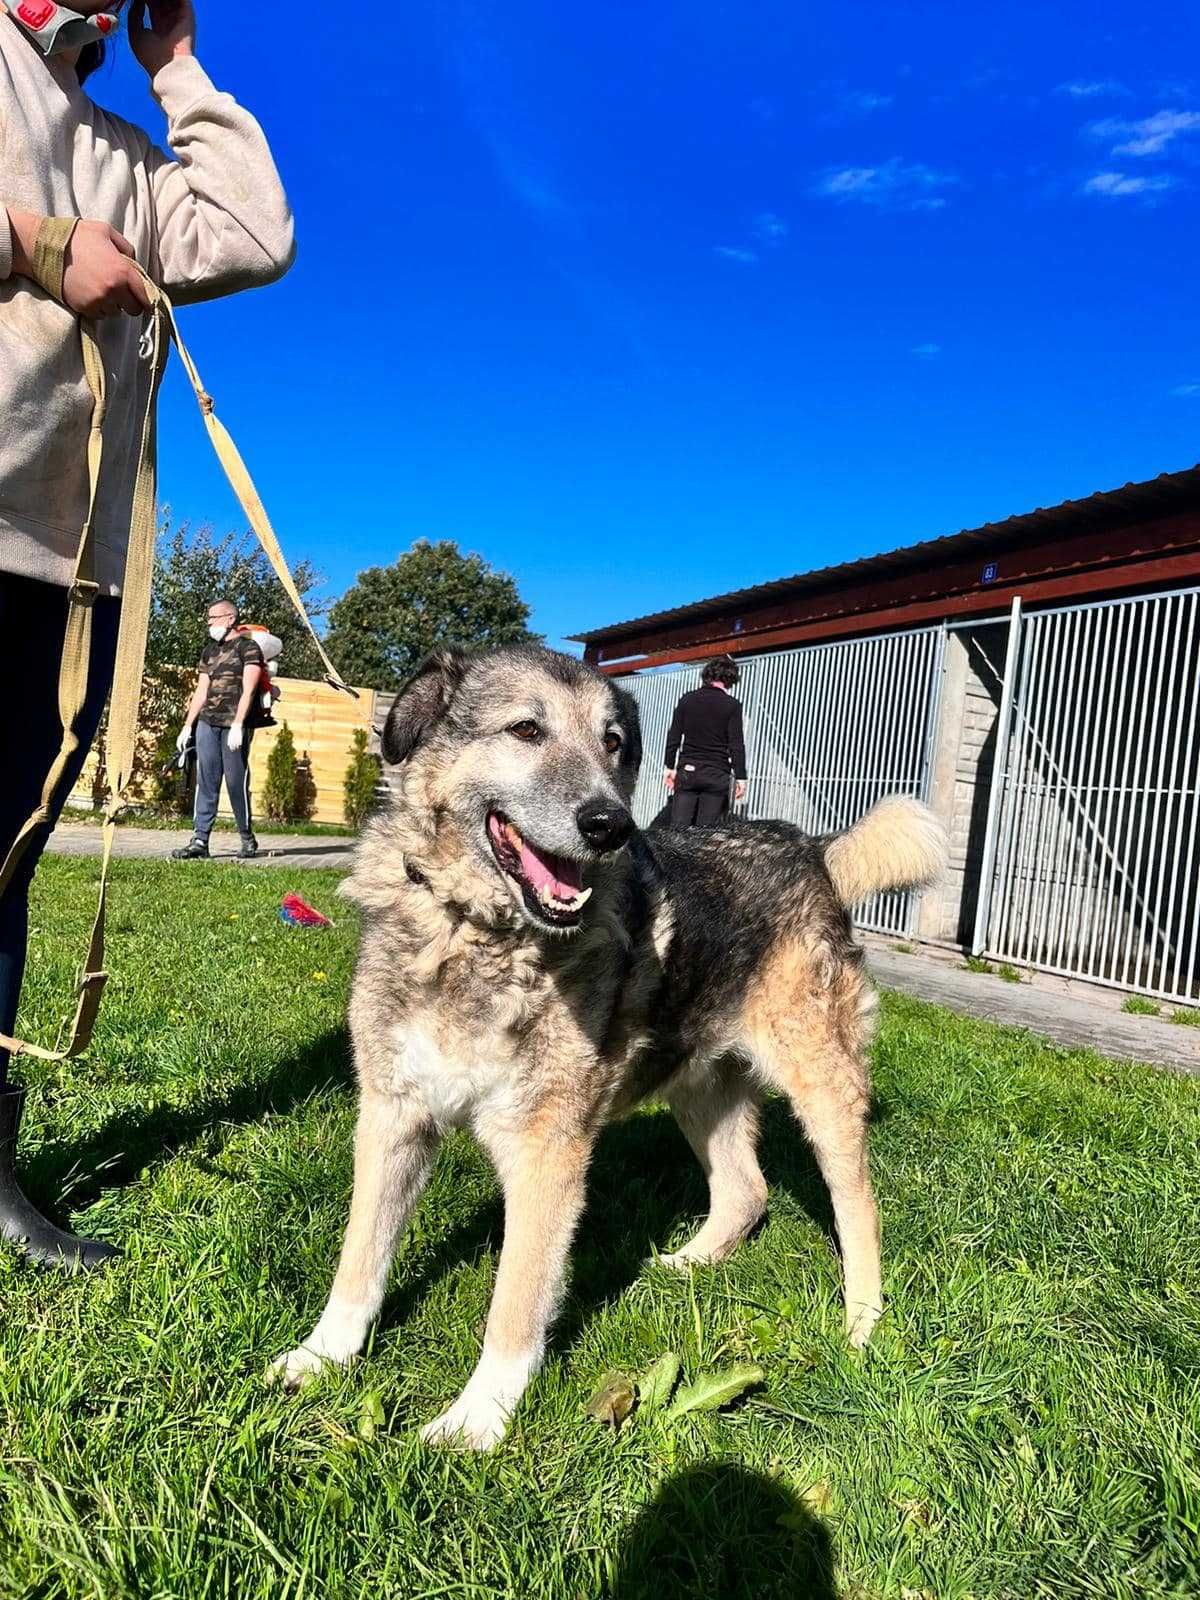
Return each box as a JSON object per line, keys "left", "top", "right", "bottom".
{"left": 48, "top": 823, "right": 355, "bottom": 872}
{"left": 44, "top": 825, "right": 1200, "bottom": 1073}
{"left": 867, "top": 943, "right": 1200, "bottom": 1076}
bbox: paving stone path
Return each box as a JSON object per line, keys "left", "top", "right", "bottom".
{"left": 48, "top": 823, "right": 354, "bottom": 872}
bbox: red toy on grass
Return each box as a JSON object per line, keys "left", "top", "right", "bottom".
{"left": 279, "top": 893, "right": 332, "bottom": 929}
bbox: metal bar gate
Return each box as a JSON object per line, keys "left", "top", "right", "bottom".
{"left": 977, "top": 585, "right": 1200, "bottom": 1004}
{"left": 614, "top": 624, "right": 946, "bottom": 936}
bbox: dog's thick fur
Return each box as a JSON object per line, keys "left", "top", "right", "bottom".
{"left": 270, "top": 645, "right": 946, "bottom": 1448}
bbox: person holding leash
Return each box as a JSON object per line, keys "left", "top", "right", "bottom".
{"left": 664, "top": 656, "right": 749, "bottom": 827}
{"left": 171, "top": 599, "right": 264, "bottom": 861}
{"left": 0, "top": 0, "right": 294, "bottom": 1268}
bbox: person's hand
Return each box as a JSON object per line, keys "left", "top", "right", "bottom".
{"left": 128, "top": 0, "right": 196, "bottom": 77}
{"left": 175, "top": 725, "right": 193, "bottom": 753}
{"left": 664, "top": 768, "right": 676, "bottom": 794}
{"left": 61, "top": 221, "right": 151, "bottom": 318}
{"left": 227, "top": 723, "right": 244, "bottom": 753}
{"left": 734, "top": 780, "right": 747, "bottom": 804}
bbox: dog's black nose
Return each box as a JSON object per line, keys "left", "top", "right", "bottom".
{"left": 576, "top": 798, "right": 634, "bottom": 853}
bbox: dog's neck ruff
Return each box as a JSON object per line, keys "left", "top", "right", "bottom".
{"left": 400, "top": 850, "right": 519, "bottom": 936}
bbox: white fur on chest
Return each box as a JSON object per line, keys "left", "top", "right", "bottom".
{"left": 389, "top": 1023, "right": 519, "bottom": 1132}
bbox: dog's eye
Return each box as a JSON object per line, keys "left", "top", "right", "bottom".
{"left": 603, "top": 731, "right": 622, "bottom": 755}
{"left": 508, "top": 720, "right": 541, "bottom": 742}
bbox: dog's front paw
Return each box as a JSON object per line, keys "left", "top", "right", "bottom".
{"left": 266, "top": 1345, "right": 332, "bottom": 1392}
{"left": 659, "top": 1246, "right": 702, "bottom": 1271}
{"left": 419, "top": 1392, "right": 510, "bottom": 1452}
{"left": 846, "top": 1301, "right": 883, "bottom": 1351}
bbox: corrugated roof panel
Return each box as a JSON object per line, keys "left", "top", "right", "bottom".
{"left": 569, "top": 465, "right": 1200, "bottom": 643}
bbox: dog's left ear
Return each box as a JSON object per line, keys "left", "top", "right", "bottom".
{"left": 612, "top": 686, "right": 643, "bottom": 781}
{"left": 381, "top": 649, "right": 468, "bottom": 764}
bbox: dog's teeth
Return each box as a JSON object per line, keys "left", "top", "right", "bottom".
{"left": 570, "top": 886, "right": 594, "bottom": 910}
{"left": 539, "top": 885, "right": 553, "bottom": 905}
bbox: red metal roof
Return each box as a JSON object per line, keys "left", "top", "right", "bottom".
{"left": 569, "top": 465, "right": 1200, "bottom": 644}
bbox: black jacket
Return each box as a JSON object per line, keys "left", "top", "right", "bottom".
{"left": 664, "top": 685, "right": 747, "bottom": 779}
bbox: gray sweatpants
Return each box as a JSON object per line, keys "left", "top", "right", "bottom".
{"left": 194, "top": 718, "right": 255, "bottom": 841}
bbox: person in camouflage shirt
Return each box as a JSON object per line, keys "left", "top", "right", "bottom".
{"left": 172, "top": 599, "right": 264, "bottom": 859}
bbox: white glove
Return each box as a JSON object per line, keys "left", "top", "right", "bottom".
{"left": 176, "top": 725, "right": 192, "bottom": 753}
{"left": 227, "top": 723, "right": 244, "bottom": 753}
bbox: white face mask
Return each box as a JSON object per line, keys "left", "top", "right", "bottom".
{"left": 9, "top": 2, "right": 119, "bottom": 59}
{"left": 209, "top": 623, "right": 232, "bottom": 642}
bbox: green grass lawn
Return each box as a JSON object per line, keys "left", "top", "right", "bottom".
{"left": 1, "top": 858, "right": 1198, "bottom": 1599}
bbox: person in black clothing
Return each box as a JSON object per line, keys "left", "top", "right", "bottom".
{"left": 664, "top": 656, "right": 748, "bottom": 827}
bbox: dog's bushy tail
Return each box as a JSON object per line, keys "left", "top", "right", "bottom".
{"left": 822, "top": 796, "right": 947, "bottom": 908}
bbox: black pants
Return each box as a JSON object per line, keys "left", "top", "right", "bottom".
{"left": 0, "top": 574, "right": 121, "bottom": 1082}
{"left": 671, "top": 769, "right": 731, "bottom": 828}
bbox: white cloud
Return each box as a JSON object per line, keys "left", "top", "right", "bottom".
{"left": 1057, "top": 80, "right": 1128, "bottom": 99}
{"left": 1171, "top": 382, "right": 1200, "bottom": 397}
{"left": 839, "top": 88, "right": 894, "bottom": 116}
{"left": 821, "top": 168, "right": 877, "bottom": 194}
{"left": 816, "top": 158, "right": 958, "bottom": 210}
{"left": 1082, "top": 171, "right": 1176, "bottom": 196}
{"left": 911, "top": 343, "right": 941, "bottom": 358}
{"left": 1091, "top": 108, "right": 1200, "bottom": 156}
{"left": 753, "top": 211, "right": 789, "bottom": 241}
{"left": 713, "top": 246, "right": 758, "bottom": 264}
{"left": 818, "top": 84, "right": 896, "bottom": 126}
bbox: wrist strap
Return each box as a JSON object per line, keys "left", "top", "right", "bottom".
{"left": 30, "top": 215, "right": 78, "bottom": 302}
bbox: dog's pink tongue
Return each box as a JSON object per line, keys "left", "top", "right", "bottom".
{"left": 519, "top": 838, "right": 583, "bottom": 899}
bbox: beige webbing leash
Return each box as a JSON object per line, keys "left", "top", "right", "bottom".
{"left": 0, "top": 218, "right": 353, "bottom": 1063}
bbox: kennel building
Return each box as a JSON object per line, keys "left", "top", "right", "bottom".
{"left": 570, "top": 467, "right": 1200, "bottom": 1007}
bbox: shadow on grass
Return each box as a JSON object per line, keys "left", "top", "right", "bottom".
{"left": 364, "top": 1087, "right": 889, "bottom": 1353}
{"left": 20, "top": 1026, "right": 886, "bottom": 1375}
{"left": 605, "top": 1463, "right": 836, "bottom": 1600}
{"left": 560, "top": 1093, "right": 893, "bottom": 1342}
{"left": 375, "top": 1202, "right": 506, "bottom": 1342}
{"left": 250, "top": 845, "right": 353, "bottom": 861}
{"left": 18, "top": 1028, "right": 354, "bottom": 1218}
{"left": 365, "top": 1091, "right": 860, "bottom": 1355}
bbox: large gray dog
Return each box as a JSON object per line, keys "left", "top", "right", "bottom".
{"left": 270, "top": 645, "right": 945, "bottom": 1448}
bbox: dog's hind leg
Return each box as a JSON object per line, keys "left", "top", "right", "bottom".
{"left": 744, "top": 945, "right": 883, "bottom": 1348}
{"left": 661, "top": 1056, "right": 767, "bottom": 1268}
{"left": 269, "top": 1089, "right": 439, "bottom": 1389}
{"left": 420, "top": 1117, "right": 592, "bottom": 1452}
{"left": 784, "top": 1074, "right": 881, "bottom": 1348}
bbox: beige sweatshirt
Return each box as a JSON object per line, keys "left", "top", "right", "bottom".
{"left": 0, "top": 16, "right": 295, "bottom": 594}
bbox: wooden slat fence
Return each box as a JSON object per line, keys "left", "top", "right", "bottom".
{"left": 68, "top": 673, "right": 383, "bottom": 828}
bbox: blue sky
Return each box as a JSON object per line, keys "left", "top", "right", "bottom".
{"left": 96, "top": 0, "right": 1198, "bottom": 651}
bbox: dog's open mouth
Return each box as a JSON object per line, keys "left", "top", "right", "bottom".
{"left": 487, "top": 812, "right": 593, "bottom": 929}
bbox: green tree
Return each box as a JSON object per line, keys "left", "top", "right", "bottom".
{"left": 343, "top": 728, "right": 382, "bottom": 830}
{"left": 261, "top": 722, "right": 300, "bottom": 824}
{"left": 148, "top": 516, "right": 328, "bottom": 679}
{"left": 322, "top": 539, "right": 539, "bottom": 691}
